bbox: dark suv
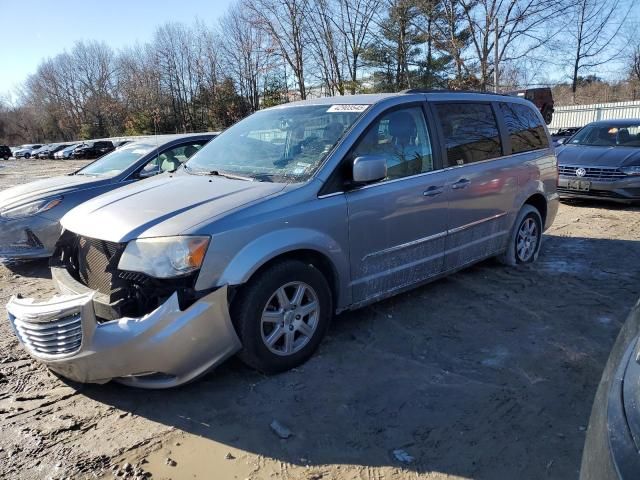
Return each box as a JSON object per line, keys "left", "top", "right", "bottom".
{"left": 0, "top": 146, "right": 11, "bottom": 160}
{"left": 73, "top": 141, "right": 115, "bottom": 159}
{"left": 508, "top": 88, "right": 554, "bottom": 125}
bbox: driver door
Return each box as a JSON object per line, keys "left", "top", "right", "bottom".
{"left": 345, "top": 104, "right": 451, "bottom": 304}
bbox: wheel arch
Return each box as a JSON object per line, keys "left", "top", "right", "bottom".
{"left": 524, "top": 192, "right": 547, "bottom": 226}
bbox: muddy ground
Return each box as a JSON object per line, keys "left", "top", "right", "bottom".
{"left": 0, "top": 158, "right": 639, "bottom": 480}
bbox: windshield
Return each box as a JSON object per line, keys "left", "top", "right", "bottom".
{"left": 76, "top": 143, "right": 153, "bottom": 177}
{"left": 185, "top": 104, "right": 368, "bottom": 182}
{"left": 567, "top": 124, "right": 640, "bottom": 147}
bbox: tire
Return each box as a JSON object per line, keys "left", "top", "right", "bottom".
{"left": 24, "top": 153, "right": 30, "bottom": 159}
{"left": 498, "top": 205, "right": 543, "bottom": 266}
{"left": 231, "top": 259, "right": 333, "bottom": 374}
{"left": 543, "top": 107, "right": 553, "bottom": 125}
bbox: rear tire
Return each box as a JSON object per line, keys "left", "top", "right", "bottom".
{"left": 498, "top": 205, "right": 543, "bottom": 266}
{"left": 231, "top": 260, "right": 333, "bottom": 374}
{"left": 543, "top": 107, "right": 553, "bottom": 125}
{"left": 24, "top": 153, "right": 30, "bottom": 159}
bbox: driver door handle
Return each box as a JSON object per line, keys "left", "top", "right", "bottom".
{"left": 451, "top": 178, "right": 471, "bottom": 190}
{"left": 423, "top": 186, "right": 444, "bottom": 197}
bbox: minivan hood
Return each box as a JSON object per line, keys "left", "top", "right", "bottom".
{"left": 557, "top": 145, "right": 640, "bottom": 167}
{"left": 61, "top": 174, "right": 287, "bottom": 242}
{"left": 0, "top": 175, "right": 108, "bottom": 209}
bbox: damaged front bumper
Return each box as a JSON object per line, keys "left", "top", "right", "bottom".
{"left": 6, "top": 286, "right": 242, "bottom": 389}
{"left": 0, "top": 216, "right": 61, "bottom": 259}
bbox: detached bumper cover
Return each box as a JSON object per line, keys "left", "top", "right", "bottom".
{"left": 6, "top": 286, "right": 241, "bottom": 388}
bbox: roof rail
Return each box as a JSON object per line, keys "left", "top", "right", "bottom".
{"left": 401, "top": 88, "right": 511, "bottom": 96}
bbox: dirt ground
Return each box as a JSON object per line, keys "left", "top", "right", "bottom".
{"left": 0, "top": 158, "right": 639, "bottom": 480}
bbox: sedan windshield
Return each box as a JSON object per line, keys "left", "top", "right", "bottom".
{"left": 76, "top": 143, "right": 154, "bottom": 177}
{"left": 185, "top": 104, "right": 368, "bottom": 182}
{"left": 567, "top": 124, "right": 640, "bottom": 147}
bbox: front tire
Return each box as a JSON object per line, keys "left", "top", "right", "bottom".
{"left": 498, "top": 205, "right": 543, "bottom": 266}
{"left": 24, "top": 153, "right": 30, "bottom": 159}
{"left": 231, "top": 260, "right": 332, "bottom": 374}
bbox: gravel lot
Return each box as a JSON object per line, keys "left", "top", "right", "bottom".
{"left": 0, "top": 158, "right": 639, "bottom": 480}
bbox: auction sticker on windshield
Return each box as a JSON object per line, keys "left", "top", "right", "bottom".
{"left": 327, "top": 105, "right": 369, "bottom": 113}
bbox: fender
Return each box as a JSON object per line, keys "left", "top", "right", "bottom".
{"left": 196, "top": 227, "right": 352, "bottom": 309}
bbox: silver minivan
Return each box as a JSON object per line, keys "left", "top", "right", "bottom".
{"left": 6, "top": 91, "right": 559, "bottom": 388}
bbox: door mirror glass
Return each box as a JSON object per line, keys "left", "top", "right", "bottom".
{"left": 556, "top": 137, "right": 565, "bottom": 145}
{"left": 352, "top": 155, "right": 387, "bottom": 183}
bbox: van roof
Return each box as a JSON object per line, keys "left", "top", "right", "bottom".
{"left": 282, "top": 90, "right": 525, "bottom": 108}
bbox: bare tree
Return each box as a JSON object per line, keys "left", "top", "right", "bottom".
{"left": 564, "top": 0, "right": 630, "bottom": 100}
{"left": 245, "top": 0, "right": 311, "bottom": 100}
{"left": 456, "top": 0, "right": 567, "bottom": 90}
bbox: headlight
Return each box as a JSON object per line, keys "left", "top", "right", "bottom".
{"left": 118, "top": 236, "right": 210, "bottom": 278}
{"left": 621, "top": 166, "right": 640, "bottom": 176}
{"left": 0, "top": 197, "right": 63, "bottom": 219}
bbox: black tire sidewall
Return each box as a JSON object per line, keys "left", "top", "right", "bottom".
{"left": 232, "top": 260, "right": 332, "bottom": 374}
{"left": 515, "top": 209, "right": 542, "bottom": 264}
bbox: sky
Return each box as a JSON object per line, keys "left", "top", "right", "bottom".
{"left": 0, "top": 0, "right": 235, "bottom": 99}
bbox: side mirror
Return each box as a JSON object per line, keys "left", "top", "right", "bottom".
{"left": 556, "top": 138, "right": 566, "bottom": 145}
{"left": 352, "top": 155, "right": 387, "bottom": 184}
{"left": 139, "top": 164, "right": 161, "bottom": 178}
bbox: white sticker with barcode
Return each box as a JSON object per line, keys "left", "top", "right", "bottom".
{"left": 327, "top": 104, "right": 369, "bottom": 113}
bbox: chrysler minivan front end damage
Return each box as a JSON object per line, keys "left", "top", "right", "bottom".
{"left": 6, "top": 230, "right": 242, "bottom": 389}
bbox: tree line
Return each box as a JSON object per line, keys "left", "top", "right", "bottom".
{"left": 0, "top": 0, "right": 636, "bottom": 144}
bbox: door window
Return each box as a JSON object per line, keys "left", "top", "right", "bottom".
{"left": 435, "top": 103, "right": 502, "bottom": 166}
{"left": 499, "top": 102, "right": 549, "bottom": 153}
{"left": 351, "top": 106, "right": 434, "bottom": 180}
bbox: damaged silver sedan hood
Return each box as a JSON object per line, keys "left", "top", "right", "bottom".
{"left": 0, "top": 175, "right": 111, "bottom": 210}
{"left": 61, "top": 173, "right": 287, "bottom": 242}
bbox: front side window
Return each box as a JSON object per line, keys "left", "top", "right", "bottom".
{"left": 185, "top": 105, "right": 367, "bottom": 182}
{"left": 76, "top": 143, "right": 154, "bottom": 177}
{"left": 435, "top": 103, "right": 502, "bottom": 166}
{"left": 499, "top": 102, "right": 548, "bottom": 153}
{"left": 568, "top": 123, "right": 640, "bottom": 147}
{"left": 351, "top": 106, "right": 434, "bottom": 180}
{"left": 145, "top": 142, "right": 206, "bottom": 173}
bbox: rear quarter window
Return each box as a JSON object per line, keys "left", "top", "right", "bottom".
{"left": 434, "top": 102, "right": 502, "bottom": 166}
{"left": 499, "top": 102, "right": 549, "bottom": 153}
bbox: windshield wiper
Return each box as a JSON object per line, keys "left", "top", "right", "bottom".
{"left": 207, "top": 170, "right": 253, "bottom": 181}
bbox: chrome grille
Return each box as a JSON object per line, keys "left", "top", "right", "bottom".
{"left": 558, "top": 165, "right": 626, "bottom": 180}
{"left": 12, "top": 314, "right": 82, "bottom": 355}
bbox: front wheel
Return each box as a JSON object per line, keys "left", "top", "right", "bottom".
{"left": 24, "top": 153, "right": 30, "bottom": 159}
{"left": 498, "top": 205, "right": 543, "bottom": 266}
{"left": 231, "top": 260, "right": 332, "bottom": 374}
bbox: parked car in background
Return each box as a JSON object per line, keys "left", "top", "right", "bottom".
{"left": 551, "top": 127, "right": 581, "bottom": 147}
{"left": 37, "top": 143, "right": 72, "bottom": 159}
{"left": 113, "top": 140, "right": 134, "bottom": 149}
{"left": 508, "top": 87, "right": 554, "bottom": 125}
{"left": 0, "top": 133, "right": 215, "bottom": 260}
{"left": 73, "top": 140, "right": 114, "bottom": 159}
{"left": 54, "top": 143, "right": 81, "bottom": 159}
{"left": 557, "top": 119, "right": 640, "bottom": 202}
{"left": 580, "top": 298, "right": 640, "bottom": 479}
{"left": 5, "top": 91, "right": 558, "bottom": 389}
{"left": 0, "top": 145, "right": 11, "bottom": 160}
{"left": 30, "top": 145, "right": 52, "bottom": 159}
{"left": 13, "top": 144, "right": 43, "bottom": 159}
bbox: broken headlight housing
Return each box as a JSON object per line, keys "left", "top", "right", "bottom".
{"left": 118, "top": 236, "right": 210, "bottom": 279}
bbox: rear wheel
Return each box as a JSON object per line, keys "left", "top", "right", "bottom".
{"left": 231, "top": 260, "right": 332, "bottom": 374}
{"left": 24, "top": 153, "right": 30, "bottom": 159}
{"left": 498, "top": 205, "right": 543, "bottom": 266}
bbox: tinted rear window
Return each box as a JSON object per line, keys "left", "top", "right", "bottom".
{"left": 499, "top": 102, "right": 548, "bottom": 153}
{"left": 435, "top": 103, "right": 502, "bottom": 166}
